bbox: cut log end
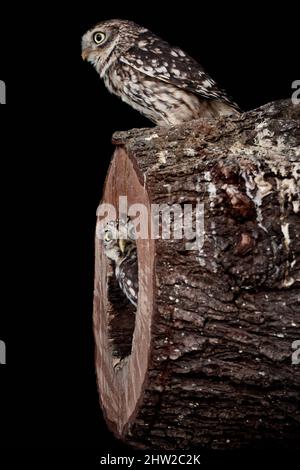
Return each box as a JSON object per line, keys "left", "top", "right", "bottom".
{"left": 94, "top": 148, "right": 155, "bottom": 438}
{"left": 93, "top": 99, "right": 300, "bottom": 450}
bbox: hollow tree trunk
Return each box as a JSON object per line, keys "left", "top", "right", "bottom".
{"left": 93, "top": 99, "right": 300, "bottom": 450}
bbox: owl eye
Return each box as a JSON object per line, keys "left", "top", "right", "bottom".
{"left": 104, "top": 230, "right": 113, "bottom": 242}
{"left": 128, "top": 224, "right": 137, "bottom": 240}
{"left": 93, "top": 32, "right": 106, "bottom": 45}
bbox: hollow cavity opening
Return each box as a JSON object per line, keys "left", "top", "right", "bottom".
{"left": 103, "top": 217, "right": 139, "bottom": 361}
{"left": 107, "top": 266, "right": 137, "bottom": 360}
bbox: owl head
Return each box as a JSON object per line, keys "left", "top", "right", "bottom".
{"left": 102, "top": 218, "right": 136, "bottom": 264}
{"left": 81, "top": 19, "right": 144, "bottom": 73}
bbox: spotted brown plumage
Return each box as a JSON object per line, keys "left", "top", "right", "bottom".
{"left": 115, "top": 244, "right": 138, "bottom": 308}
{"left": 82, "top": 19, "right": 240, "bottom": 126}
{"left": 102, "top": 218, "right": 138, "bottom": 308}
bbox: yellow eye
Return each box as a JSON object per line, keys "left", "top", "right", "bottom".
{"left": 93, "top": 32, "right": 106, "bottom": 45}
{"left": 128, "top": 225, "right": 136, "bottom": 240}
{"left": 104, "top": 230, "right": 112, "bottom": 242}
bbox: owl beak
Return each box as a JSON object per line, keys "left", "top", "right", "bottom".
{"left": 119, "top": 239, "right": 127, "bottom": 254}
{"left": 81, "top": 49, "right": 91, "bottom": 61}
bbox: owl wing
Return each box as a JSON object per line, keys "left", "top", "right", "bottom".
{"left": 117, "top": 249, "right": 138, "bottom": 307}
{"left": 120, "top": 35, "right": 240, "bottom": 110}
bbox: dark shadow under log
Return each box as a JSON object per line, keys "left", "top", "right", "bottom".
{"left": 93, "top": 99, "right": 300, "bottom": 450}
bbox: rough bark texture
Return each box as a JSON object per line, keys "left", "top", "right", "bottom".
{"left": 93, "top": 99, "right": 300, "bottom": 450}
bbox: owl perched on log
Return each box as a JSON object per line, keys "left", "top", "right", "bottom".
{"left": 82, "top": 19, "right": 240, "bottom": 126}
{"left": 102, "top": 219, "right": 138, "bottom": 308}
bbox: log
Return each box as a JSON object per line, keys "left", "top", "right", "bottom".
{"left": 93, "top": 99, "right": 300, "bottom": 450}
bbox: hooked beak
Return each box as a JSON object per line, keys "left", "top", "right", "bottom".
{"left": 119, "top": 239, "right": 127, "bottom": 254}
{"left": 81, "top": 48, "right": 91, "bottom": 61}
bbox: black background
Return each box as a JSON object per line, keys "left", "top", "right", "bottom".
{"left": 0, "top": 1, "right": 299, "bottom": 465}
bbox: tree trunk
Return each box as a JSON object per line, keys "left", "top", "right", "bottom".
{"left": 93, "top": 99, "right": 300, "bottom": 450}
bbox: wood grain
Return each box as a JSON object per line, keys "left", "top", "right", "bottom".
{"left": 93, "top": 99, "right": 300, "bottom": 449}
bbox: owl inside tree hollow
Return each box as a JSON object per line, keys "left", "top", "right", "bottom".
{"left": 102, "top": 219, "right": 138, "bottom": 308}
{"left": 82, "top": 19, "right": 240, "bottom": 126}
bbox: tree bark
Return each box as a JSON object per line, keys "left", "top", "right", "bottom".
{"left": 93, "top": 99, "right": 300, "bottom": 450}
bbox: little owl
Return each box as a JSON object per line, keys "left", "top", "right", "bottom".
{"left": 102, "top": 218, "right": 138, "bottom": 308}
{"left": 82, "top": 19, "right": 240, "bottom": 125}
